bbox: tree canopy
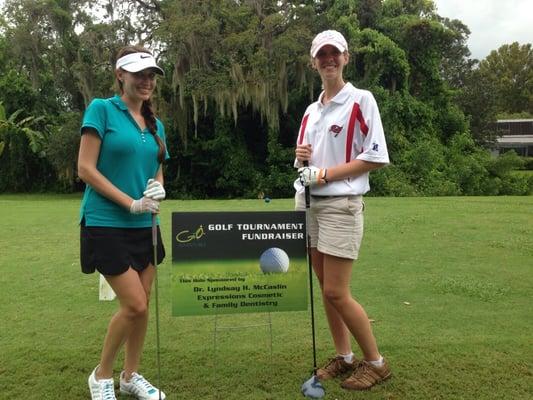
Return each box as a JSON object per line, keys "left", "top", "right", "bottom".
{"left": 0, "top": 0, "right": 531, "bottom": 196}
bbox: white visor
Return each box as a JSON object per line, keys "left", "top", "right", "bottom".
{"left": 310, "top": 30, "right": 348, "bottom": 58}
{"left": 115, "top": 52, "right": 164, "bottom": 75}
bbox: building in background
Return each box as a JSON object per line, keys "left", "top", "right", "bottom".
{"left": 491, "top": 119, "right": 533, "bottom": 157}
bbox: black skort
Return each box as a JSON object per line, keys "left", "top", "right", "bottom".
{"left": 80, "top": 221, "right": 165, "bottom": 276}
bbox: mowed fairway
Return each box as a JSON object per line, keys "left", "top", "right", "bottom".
{"left": 0, "top": 195, "right": 531, "bottom": 400}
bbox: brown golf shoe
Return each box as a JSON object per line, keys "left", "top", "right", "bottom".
{"left": 341, "top": 359, "right": 391, "bottom": 390}
{"left": 316, "top": 356, "right": 357, "bottom": 380}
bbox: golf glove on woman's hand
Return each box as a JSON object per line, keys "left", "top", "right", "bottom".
{"left": 130, "top": 197, "right": 160, "bottom": 214}
{"left": 143, "top": 178, "right": 166, "bottom": 200}
{"left": 298, "top": 166, "right": 328, "bottom": 186}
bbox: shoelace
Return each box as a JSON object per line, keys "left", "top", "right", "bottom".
{"left": 324, "top": 357, "right": 343, "bottom": 371}
{"left": 350, "top": 361, "right": 370, "bottom": 379}
{"left": 326, "top": 357, "right": 339, "bottom": 366}
{"left": 102, "top": 381, "right": 115, "bottom": 400}
{"left": 132, "top": 374, "right": 155, "bottom": 392}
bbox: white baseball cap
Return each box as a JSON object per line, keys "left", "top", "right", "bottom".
{"left": 310, "top": 30, "right": 348, "bottom": 58}
{"left": 115, "top": 52, "right": 164, "bottom": 75}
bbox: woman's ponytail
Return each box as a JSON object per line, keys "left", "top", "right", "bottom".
{"left": 141, "top": 99, "right": 166, "bottom": 164}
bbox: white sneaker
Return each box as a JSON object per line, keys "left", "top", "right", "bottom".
{"left": 120, "top": 371, "right": 166, "bottom": 400}
{"left": 88, "top": 366, "right": 117, "bottom": 400}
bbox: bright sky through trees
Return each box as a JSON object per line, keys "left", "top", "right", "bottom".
{"left": 434, "top": 0, "right": 533, "bottom": 60}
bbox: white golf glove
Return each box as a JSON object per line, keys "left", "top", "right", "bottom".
{"left": 298, "top": 166, "right": 327, "bottom": 187}
{"left": 130, "top": 197, "right": 160, "bottom": 214}
{"left": 143, "top": 179, "right": 166, "bottom": 200}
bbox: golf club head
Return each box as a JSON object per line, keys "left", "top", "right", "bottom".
{"left": 301, "top": 375, "right": 325, "bottom": 399}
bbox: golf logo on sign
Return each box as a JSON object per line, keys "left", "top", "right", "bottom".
{"left": 171, "top": 212, "right": 307, "bottom": 316}
{"left": 175, "top": 225, "right": 206, "bottom": 243}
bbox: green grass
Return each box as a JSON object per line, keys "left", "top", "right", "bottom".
{"left": 1, "top": 195, "right": 532, "bottom": 399}
{"left": 512, "top": 169, "right": 533, "bottom": 177}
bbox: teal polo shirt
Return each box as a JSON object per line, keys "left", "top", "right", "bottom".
{"left": 79, "top": 95, "right": 169, "bottom": 228}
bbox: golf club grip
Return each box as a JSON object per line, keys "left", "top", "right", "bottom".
{"left": 303, "top": 161, "right": 310, "bottom": 209}
{"left": 151, "top": 214, "right": 157, "bottom": 247}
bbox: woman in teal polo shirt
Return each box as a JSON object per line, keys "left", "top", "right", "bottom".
{"left": 78, "top": 45, "right": 168, "bottom": 400}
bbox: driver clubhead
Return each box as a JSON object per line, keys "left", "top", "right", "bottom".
{"left": 301, "top": 375, "right": 325, "bottom": 399}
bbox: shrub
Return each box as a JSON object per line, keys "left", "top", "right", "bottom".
{"left": 521, "top": 157, "right": 533, "bottom": 170}
{"left": 45, "top": 112, "right": 82, "bottom": 192}
{"left": 487, "top": 150, "right": 525, "bottom": 177}
{"left": 369, "top": 164, "right": 417, "bottom": 196}
{"left": 446, "top": 133, "right": 494, "bottom": 195}
{"left": 498, "top": 174, "right": 531, "bottom": 195}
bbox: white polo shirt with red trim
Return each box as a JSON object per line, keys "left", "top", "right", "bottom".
{"left": 294, "top": 82, "right": 389, "bottom": 196}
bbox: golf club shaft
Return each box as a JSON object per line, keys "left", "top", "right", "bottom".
{"left": 303, "top": 161, "right": 318, "bottom": 372}
{"left": 151, "top": 214, "right": 162, "bottom": 400}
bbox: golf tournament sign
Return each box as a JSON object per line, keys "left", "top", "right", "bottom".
{"left": 171, "top": 212, "right": 307, "bottom": 316}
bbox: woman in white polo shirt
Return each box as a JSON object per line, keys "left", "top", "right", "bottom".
{"left": 295, "top": 30, "right": 391, "bottom": 391}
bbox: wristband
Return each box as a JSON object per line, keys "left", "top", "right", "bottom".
{"left": 322, "top": 169, "right": 329, "bottom": 184}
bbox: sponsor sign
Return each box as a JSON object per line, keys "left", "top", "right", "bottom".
{"left": 172, "top": 212, "right": 307, "bottom": 316}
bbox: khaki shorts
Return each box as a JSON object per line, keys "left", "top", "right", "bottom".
{"left": 295, "top": 192, "right": 364, "bottom": 260}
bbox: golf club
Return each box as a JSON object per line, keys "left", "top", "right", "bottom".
{"left": 300, "top": 161, "right": 325, "bottom": 399}
{"left": 151, "top": 214, "right": 162, "bottom": 400}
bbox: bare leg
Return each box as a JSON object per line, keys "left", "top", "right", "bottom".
{"left": 123, "top": 264, "right": 156, "bottom": 379}
{"left": 311, "top": 248, "right": 352, "bottom": 355}
{"left": 321, "top": 253, "right": 380, "bottom": 361}
{"left": 96, "top": 268, "right": 148, "bottom": 379}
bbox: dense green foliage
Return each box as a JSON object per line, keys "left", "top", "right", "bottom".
{"left": 0, "top": 0, "right": 531, "bottom": 197}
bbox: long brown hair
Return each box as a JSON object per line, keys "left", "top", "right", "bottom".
{"left": 115, "top": 45, "right": 166, "bottom": 163}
